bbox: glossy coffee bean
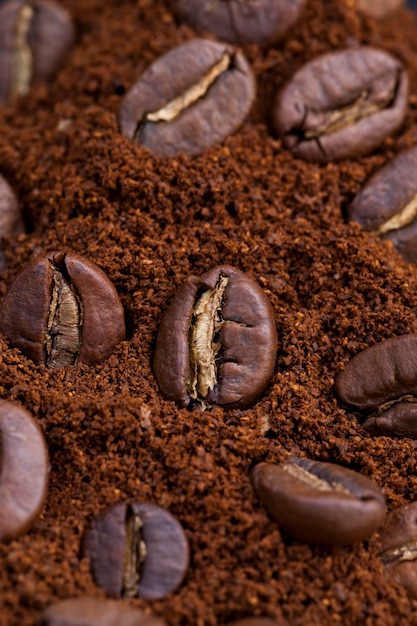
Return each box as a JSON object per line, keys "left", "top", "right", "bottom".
{"left": 38, "top": 597, "right": 167, "bottom": 626}
{"left": 0, "top": 251, "right": 126, "bottom": 368}
{"left": 379, "top": 502, "right": 417, "bottom": 599}
{"left": 0, "top": 0, "right": 76, "bottom": 105}
{"left": 153, "top": 264, "right": 277, "bottom": 409}
{"left": 83, "top": 502, "right": 189, "bottom": 600}
{"left": 167, "top": 0, "right": 306, "bottom": 47}
{"left": 251, "top": 458, "right": 386, "bottom": 545}
{"left": 0, "top": 399, "right": 49, "bottom": 541}
{"left": 347, "top": 147, "right": 417, "bottom": 263}
{"left": 274, "top": 47, "right": 408, "bottom": 162}
{"left": 335, "top": 335, "right": 417, "bottom": 439}
{"left": 351, "top": 0, "right": 404, "bottom": 18}
{"left": 118, "top": 39, "right": 255, "bottom": 158}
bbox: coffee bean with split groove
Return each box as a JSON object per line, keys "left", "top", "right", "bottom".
{"left": 335, "top": 334, "right": 417, "bottom": 438}
{"left": 38, "top": 597, "right": 167, "bottom": 626}
{"left": 347, "top": 147, "right": 417, "bottom": 263}
{"left": 153, "top": 265, "right": 277, "bottom": 409}
{"left": 0, "top": 399, "right": 49, "bottom": 541}
{"left": 273, "top": 47, "right": 408, "bottom": 162}
{"left": 379, "top": 501, "right": 417, "bottom": 599}
{"left": 0, "top": 0, "right": 76, "bottom": 105}
{"left": 251, "top": 458, "right": 386, "bottom": 545}
{"left": 166, "top": 0, "right": 306, "bottom": 47}
{"left": 118, "top": 39, "right": 255, "bottom": 158}
{"left": 83, "top": 501, "right": 189, "bottom": 600}
{"left": 0, "top": 251, "right": 126, "bottom": 368}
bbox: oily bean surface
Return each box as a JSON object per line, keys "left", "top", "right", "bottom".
{"left": 347, "top": 147, "right": 417, "bottom": 263}
{"left": 83, "top": 501, "right": 190, "bottom": 600}
{"left": 274, "top": 47, "right": 408, "bottom": 162}
{"left": 0, "top": 0, "right": 75, "bottom": 105}
{"left": 379, "top": 502, "right": 417, "bottom": 600}
{"left": 166, "top": 0, "right": 306, "bottom": 47}
{"left": 0, "top": 251, "right": 126, "bottom": 368}
{"left": 363, "top": 401, "right": 417, "bottom": 438}
{"left": 153, "top": 264, "right": 277, "bottom": 409}
{"left": 335, "top": 334, "right": 417, "bottom": 412}
{"left": 118, "top": 39, "right": 255, "bottom": 158}
{"left": 251, "top": 458, "right": 386, "bottom": 545}
{"left": 38, "top": 597, "right": 167, "bottom": 626}
{"left": 0, "top": 399, "right": 49, "bottom": 542}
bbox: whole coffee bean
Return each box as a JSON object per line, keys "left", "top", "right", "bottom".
{"left": 0, "top": 399, "right": 49, "bottom": 541}
{"left": 0, "top": 0, "right": 76, "bottom": 105}
{"left": 38, "top": 597, "right": 167, "bottom": 626}
{"left": 118, "top": 39, "right": 255, "bottom": 158}
{"left": 273, "top": 47, "right": 408, "bottom": 162}
{"left": 347, "top": 147, "right": 417, "bottom": 263}
{"left": 153, "top": 265, "right": 277, "bottom": 409}
{"left": 166, "top": 0, "right": 306, "bottom": 47}
{"left": 0, "top": 251, "right": 126, "bottom": 368}
{"left": 379, "top": 502, "right": 417, "bottom": 599}
{"left": 0, "top": 174, "right": 24, "bottom": 272}
{"left": 83, "top": 501, "right": 189, "bottom": 600}
{"left": 335, "top": 335, "right": 417, "bottom": 438}
{"left": 251, "top": 458, "right": 386, "bottom": 545}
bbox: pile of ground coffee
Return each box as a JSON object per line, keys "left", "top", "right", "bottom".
{"left": 1, "top": 0, "right": 417, "bottom": 624}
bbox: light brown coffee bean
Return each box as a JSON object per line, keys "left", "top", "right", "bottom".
{"left": 0, "top": 399, "right": 49, "bottom": 541}
{"left": 251, "top": 458, "right": 386, "bottom": 545}
{"left": 0, "top": 251, "right": 126, "bottom": 368}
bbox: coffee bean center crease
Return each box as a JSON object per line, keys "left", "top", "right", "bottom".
{"left": 283, "top": 462, "right": 352, "bottom": 496}
{"left": 11, "top": 4, "right": 34, "bottom": 98}
{"left": 373, "top": 195, "right": 417, "bottom": 235}
{"left": 122, "top": 506, "right": 147, "bottom": 598}
{"left": 380, "top": 540, "right": 417, "bottom": 564}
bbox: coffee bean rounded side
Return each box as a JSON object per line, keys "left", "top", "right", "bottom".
{"left": 83, "top": 501, "right": 190, "bottom": 600}
{"left": 0, "top": 399, "right": 49, "bottom": 542}
{"left": 0, "top": 250, "right": 126, "bottom": 368}
{"left": 251, "top": 457, "right": 386, "bottom": 545}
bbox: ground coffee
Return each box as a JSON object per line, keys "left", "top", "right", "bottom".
{"left": 2, "top": 1, "right": 417, "bottom": 625}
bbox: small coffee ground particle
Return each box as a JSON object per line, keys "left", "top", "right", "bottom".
{"left": 1, "top": 1, "right": 417, "bottom": 625}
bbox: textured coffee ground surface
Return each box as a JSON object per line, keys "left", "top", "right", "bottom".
{"left": 2, "top": 1, "right": 417, "bottom": 625}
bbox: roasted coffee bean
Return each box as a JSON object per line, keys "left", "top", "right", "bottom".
{"left": 274, "top": 47, "right": 408, "bottom": 162}
{"left": 348, "top": 0, "right": 404, "bottom": 18}
{"left": 0, "top": 399, "right": 49, "bottom": 541}
{"left": 0, "top": 251, "right": 126, "bottom": 367}
{"left": 0, "top": 174, "right": 24, "bottom": 272}
{"left": 251, "top": 458, "right": 386, "bottom": 545}
{"left": 153, "top": 264, "right": 277, "bottom": 409}
{"left": 379, "top": 502, "right": 417, "bottom": 599}
{"left": 118, "top": 39, "right": 255, "bottom": 158}
{"left": 83, "top": 501, "right": 189, "bottom": 600}
{"left": 38, "top": 597, "right": 167, "bottom": 626}
{"left": 347, "top": 147, "right": 417, "bottom": 263}
{"left": 335, "top": 334, "right": 417, "bottom": 438}
{"left": 0, "top": 0, "right": 76, "bottom": 105}
{"left": 167, "top": 0, "right": 306, "bottom": 47}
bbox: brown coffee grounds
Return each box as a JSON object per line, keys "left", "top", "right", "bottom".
{"left": 2, "top": 1, "right": 417, "bottom": 624}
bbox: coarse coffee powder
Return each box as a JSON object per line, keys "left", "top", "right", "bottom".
{"left": 1, "top": 0, "right": 417, "bottom": 624}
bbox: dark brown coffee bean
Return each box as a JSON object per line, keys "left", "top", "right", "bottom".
{"left": 347, "top": 147, "right": 417, "bottom": 263}
{"left": 273, "top": 47, "right": 408, "bottom": 162}
{"left": 0, "top": 0, "right": 76, "bottom": 105}
{"left": 0, "top": 399, "right": 49, "bottom": 541}
{"left": 0, "top": 251, "right": 126, "bottom": 367}
{"left": 0, "top": 174, "right": 24, "bottom": 272}
{"left": 335, "top": 335, "right": 417, "bottom": 439}
{"left": 83, "top": 501, "right": 189, "bottom": 600}
{"left": 166, "top": 0, "right": 306, "bottom": 47}
{"left": 118, "top": 39, "right": 255, "bottom": 158}
{"left": 153, "top": 264, "right": 277, "bottom": 409}
{"left": 38, "top": 597, "right": 167, "bottom": 626}
{"left": 251, "top": 458, "right": 386, "bottom": 545}
{"left": 379, "top": 502, "right": 417, "bottom": 599}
